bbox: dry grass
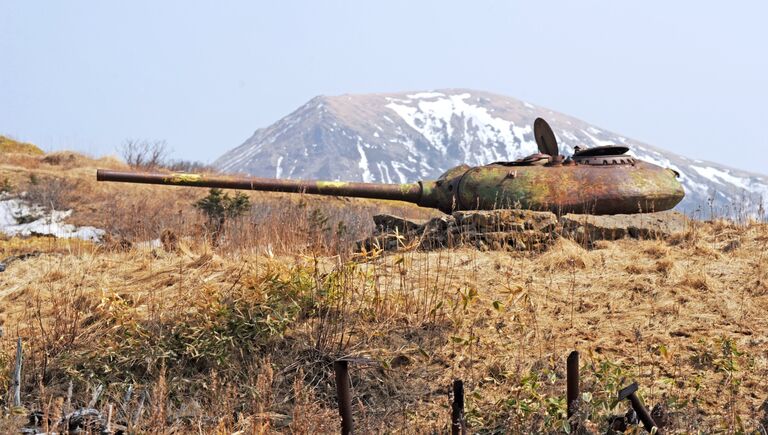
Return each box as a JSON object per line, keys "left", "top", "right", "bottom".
{"left": 1, "top": 152, "right": 767, "bottom": 433}
{"left": 678, "top": 271, "right": 712, "bottom": 292}
{"left": 539, "top": 238, "right": 594, "bottom": 270}
{"left": 0, "top": 135, "right": 44, "bottom": 155}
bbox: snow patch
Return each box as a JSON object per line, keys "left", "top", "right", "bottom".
{"left": 275, "top": 156, "right": 284, "bottom": 178}
{"left": 691, "top": 166, "right": 768, "bottom": 197}
{"left": 356, "top": 142, "right": 373, "bottom": 182}
{"left": 385, "top": 93, "right": 537, "bottom": 161}
{"left": 560, "top": 130, "right": 580, "bottom": 142}
{"left": 0, "top": 198, "right": 104, "bottom": 241}
{"left": 581, "top": 130, "right": 614, "bottom": 146}
{"left": 390, "top": 162, "right": 413, "bottom": 183}
{"left": 407, "top": 92, "right": 445, "bottom": 99}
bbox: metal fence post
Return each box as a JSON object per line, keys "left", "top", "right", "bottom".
{"left": 334, "top": 360, "right": 353, "bottom": 435}
{"left": 451, "top": 379, "right": 466, "bottom": 435}
{"left": 566, "top": 350, "right": 579, "bottom": 422}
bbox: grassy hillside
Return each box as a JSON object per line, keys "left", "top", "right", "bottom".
{"left": 0, "top": 135, "right": 44, "bottom": 155}
{"left": 0, "top": 151, "right": 766, "bottom": 433}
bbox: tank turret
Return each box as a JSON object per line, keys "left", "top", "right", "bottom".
{"left": 96, "top": 119, "right": 685, "bottom": 215}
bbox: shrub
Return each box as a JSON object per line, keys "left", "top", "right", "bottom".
{"left": 23, "top": 175, "right": 80, "bottom": 211}
{"left": 194, "top": 188, "right": 251, "bottom": 242}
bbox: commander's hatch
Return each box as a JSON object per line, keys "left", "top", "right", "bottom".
{"left": 492, "top": 118, "right": 635, "bottom": 167}
{"left": 571, "top": 145, "right": 634, "bottom": 165}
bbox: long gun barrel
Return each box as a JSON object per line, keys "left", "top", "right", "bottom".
{"left": 96, "top": 169, "right": 425, "bottom": 203}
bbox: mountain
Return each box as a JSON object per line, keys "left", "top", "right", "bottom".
{"left": 214, "top": 89, "right": 768, "bottom": 215}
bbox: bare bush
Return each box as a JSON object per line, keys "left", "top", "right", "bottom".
{"left": 119, "top": 139, "right": 170, "bottom": 169}
{"left": 24, "top": 174, "right": 80, "bottom": 211}
{"left": 163, "top": 159, "right": 212, "bottom": 173}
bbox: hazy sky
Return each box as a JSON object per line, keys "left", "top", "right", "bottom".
{"left": 1, "top": 1, "right": 766, "bottom": 173}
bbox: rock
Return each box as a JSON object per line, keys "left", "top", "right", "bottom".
{"left": 23, "top": 407, "right": 126, "bottom": 435}
{"left": 422, "top": 215, "right": 454, "bottom": 232}
{"left": 390, "top": 354, "right": 411, "bottom": 368}
{"left": 357, "top": 210, "right": 691, "bottom": 254}
{"left": 0, "top": 251, "right": 42, "bottom": 271}
{"left": 357, "top": 210, "right": 558, "bottom": 253}
{"left": 66, "top": 408, "right": 107, "bottom": 433}
{"left": 27, "top": 410, "right": 54, "bottom": 428}
{"left": 372, "top": 214, "right": 426, "bottom": 234}
{"left": 560, "top": 211, "right": 689, "bottom": 242}
{"left": 608, "top": 414, "right": 628, "bottom": 432}
{"left": 356, "top": 233, "right": 401, "bottom": 252}
{"left": 453, "top": 209, "right": 557, "bottom": 233}
{"left": 651, "top": 402, "right": 670, "bottom": 428}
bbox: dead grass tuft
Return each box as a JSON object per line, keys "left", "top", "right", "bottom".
{"left": 692, "top": 242, "right": 722, "bottom": 260}
{"left": 678, "top": 271, "right": 712, "bottom": 291}
{"left": 642, "top": 241, "right": 669, "bottom": 259}
{"left": 539, "top": 238, "right": 593, "bottom": 270}
{"left": 709, "top": 218, "right": 741, "bottom": 232}
{"left": 752, "top": 278, "right": 768, "bottom": 296}
{"left": 667, "top": 229, "right": 696, "bottom": 246}
{"left": 591, "top": 240, "right": 612, "bottom": 250}
{"left": 720, "top": 238, "right": 741, "bottom": 253}
{"left": 654, "top": 259, "right": 676, "bottom": 275}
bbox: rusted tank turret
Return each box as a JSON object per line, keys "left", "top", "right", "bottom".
{"left": 97, "top": 119, "right": 684, "bottom": 215}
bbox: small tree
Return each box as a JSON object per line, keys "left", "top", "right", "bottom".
{"left": 194, "top": 188, "right": 251, "bottom": 244}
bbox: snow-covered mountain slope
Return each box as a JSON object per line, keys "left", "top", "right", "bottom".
{"left": 214, "top": 89, "right": 767, "bottom": 215}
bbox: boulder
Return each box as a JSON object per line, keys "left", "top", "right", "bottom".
{"left": 452, "top": 209, "right": 557, "bottom": 233}
{"left": 560, "top": 211, "right": 689, "bottom": 242}
{"left": 359, "top": 210, "right": 558, "bottom": 253}
{"left": 356, "top": 210, "right": 691, "bottom": 254}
